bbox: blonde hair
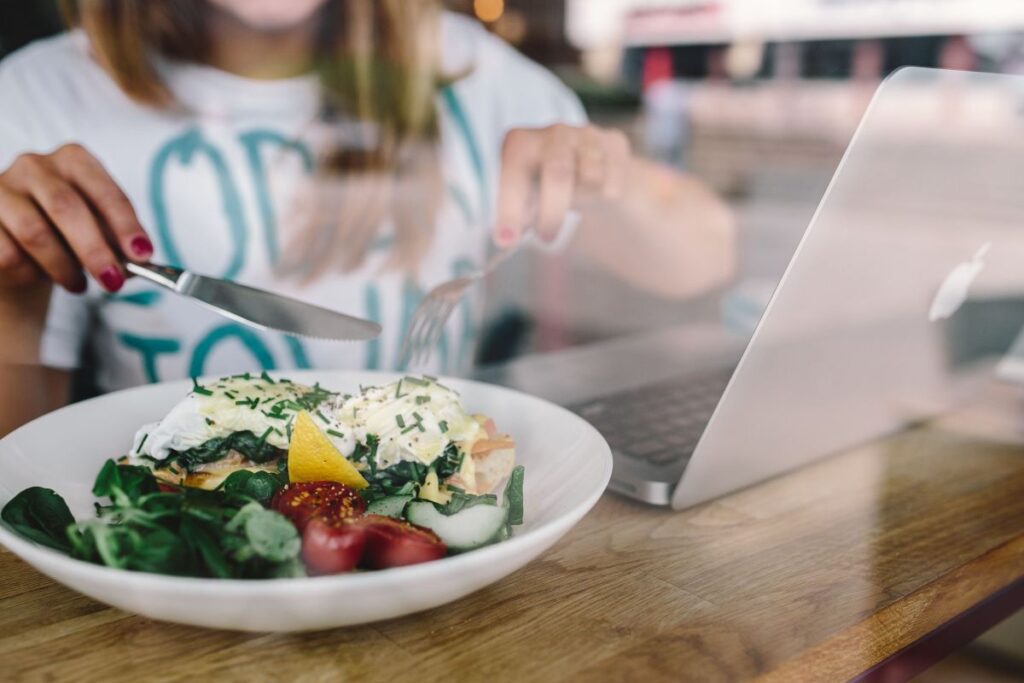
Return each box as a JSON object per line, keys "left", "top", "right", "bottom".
{"left": 61, "top": 0, "right": 444, "bottom": 275}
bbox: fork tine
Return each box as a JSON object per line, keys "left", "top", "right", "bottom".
{"left": 403, "top": 296, "right": 443, "bottom": 367}
{"left": 417, "top": 299, "right": 457, "bottom": 365}
{"left": 399, "top": 303, "right": 431, "bottom": 367}
{"left": 409, "top": 308, "right": 442, "bottom": 367}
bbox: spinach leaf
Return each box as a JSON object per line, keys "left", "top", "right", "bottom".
{"left": 434, "top": 442, "right": 464, "bottom": 481}
{"left": 503, "top": 466, "right": 525, "bottom": 526}
{"left": 219, "top": 470, "right": 286, "bottom": 506}
{"left": 166, "top": 431, "right": 285, "bottom": 472}
{"left": 359, "top": 440, "right": 464, "bottom": 504}
{"left": 1, "top": 487, "right": 76, "bottom": 552}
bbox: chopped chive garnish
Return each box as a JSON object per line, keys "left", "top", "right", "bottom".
{"left": 404, "top": 376, "right": 428, "bottom": 386}
{"left": 258, "top": 427, "right": 274, "bottom": 443}
{"left": 261, "top": 371, "right": 275, "bottom": 384}
{"left": 401, "top": 424, "right": 418, "bottom": 434}
{"left": 191, "top": 378, "right": 213, "bottom": 396}
{"left": 424, "top": 374, "right": 438, "bottom": 382}
{"left": 395, "top": 415, "right": 406, "bottom": 429}
{"left": 224, "top": 391, "right": 237, "bottom": 399}
{"left": 439, "top": 420, "right": 449, "bottom": 433}
{"left": 204, "top": 417, "right": 214, "bottom": 426}
{"left": 272, "top": 427, "right": 284, "bottom": 437}
{"left": 286, "top": 419, "right": 294, "bottom": 440}
{"left": 327, "top": 429, "right": 345, "bottom": 439}
{"left": 231, "top": 372, "right": 251, "bottom": 380}
{"left": 412, "top": 411, "right": 423, "bottom": 422}
{"left": 315, "top": 410, "right": 328, "bottom": 423}
{"left": 136, "top": 433, "right": 149, "bottom": 454}
{"left": 435, "top": 381, "right": 455, "bottom": 392}
{"left": 395, "top": 379, "right": 404, "bottom": 399}
{"left": 415, "top": 395, "right": 431, "bottom": 405}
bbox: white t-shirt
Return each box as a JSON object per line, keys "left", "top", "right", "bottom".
{"left": 0, "top": 13, "right": 584, "bottom": 390}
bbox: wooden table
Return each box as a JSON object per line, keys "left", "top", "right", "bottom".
{"left": 2, "top": 418, "right": 1024, "bottom": 681}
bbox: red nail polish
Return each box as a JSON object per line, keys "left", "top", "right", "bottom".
{"left": 496, "top": 226, "right": 517, "bottom": 247}
{"left": 130, "top": 235, "right": 153, "bottom": 258}
{"left": 99, "top": 266, "right": 124, "bottom": 292}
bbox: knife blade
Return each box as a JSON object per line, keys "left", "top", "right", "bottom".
{"left": 125, "top": 262, "right": 381, "bottom": 342}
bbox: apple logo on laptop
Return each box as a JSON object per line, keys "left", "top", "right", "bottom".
{"left": 929, "top": 242, "right": 992, "bottom": 322}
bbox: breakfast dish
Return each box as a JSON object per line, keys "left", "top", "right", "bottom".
{"left": 1, "top": 374, "right": 523, "bottom": 578}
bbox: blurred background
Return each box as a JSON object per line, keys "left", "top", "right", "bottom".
{"left": 2, "top": 1, "right": 1024, "bottom": 679}
{"left": 7, "top": 0, "right": 1024, "bottom": 363}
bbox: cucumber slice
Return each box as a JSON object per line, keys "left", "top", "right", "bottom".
{"left": 366, "top": 495, "right": 413, "bottom": 519}
{"left": 405, "top": 501, "right": 509, "bottom": 552}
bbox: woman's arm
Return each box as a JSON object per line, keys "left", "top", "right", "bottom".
{"left": 0, "top": 282, "right": 71, "bottom": 436}
{"left": 0, "top": 144, "right": 152, "bottom": 435}
{"left": 495, "top": 124, "right": 735, "bottom": 298}
{"left": 0, "top": 364, "right": 70, "bottom": 437}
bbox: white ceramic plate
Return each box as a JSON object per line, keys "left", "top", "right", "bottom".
{"left": 0, "top": 371, "right": 611, "bottom": 632}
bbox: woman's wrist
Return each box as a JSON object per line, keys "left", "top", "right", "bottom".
{"left": 0, "top": 283, "right": 52, "bottom": 364}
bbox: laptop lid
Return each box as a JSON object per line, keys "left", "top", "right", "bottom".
{"left": 673, "top": 67, "right": 1024, "bottom": 509}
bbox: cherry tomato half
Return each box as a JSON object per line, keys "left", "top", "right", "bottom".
{"left": 271, "top": 481, "right": 366, "bottom": 532}
{"left": 356, "top": 514, "right": 447, "bottom": 569}
{"left": 301, "top": 517, "right": 368, "bottom": 575}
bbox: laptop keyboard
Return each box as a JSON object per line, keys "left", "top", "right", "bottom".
{"left": 568, "top": 369, "right": 733, "bottom": 467}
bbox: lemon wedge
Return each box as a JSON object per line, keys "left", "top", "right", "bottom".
{"left": 288, "top": 411, "right": 368, "bottom": 489}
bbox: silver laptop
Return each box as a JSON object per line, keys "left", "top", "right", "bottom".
{"left": 570, "top": 67, "right": 1024, "bottom": 508}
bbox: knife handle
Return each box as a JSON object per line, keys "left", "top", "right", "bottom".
{"left": 125, "top": 262, "right": 189, "bottom": 291}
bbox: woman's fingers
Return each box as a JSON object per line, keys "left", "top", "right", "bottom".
{"left": 576, "top": 126, "right": 607, "bottom": 189}
{"left": 600, "top": 129, "right": 631, "bottom": 200}
{"left": 536, "top": 125, "right": 578, "bottom": 242}
{"left": 53, "top": 144, "right": 152, "bottom": 262}
{"left": 2, "top": 150, "right": 126, "bottom": 292}
{"left": 0, "top": 218, "right": 43, "bottom": 289}
{"left": 496, "top": 128, "right": 542, "bottom": 247}
{"left": 496, "top": 124, "right": 634, "bottom": 247}
{"left": 0, "top": 184, "right": 85, "bottom": 293}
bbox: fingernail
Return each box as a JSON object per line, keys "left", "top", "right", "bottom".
{"left": 99, "top": 266, "right": 124, "bottom": 292}
{"left": 130, "top": 235, "right": 153, "bottom": 258}
{"left": 496, "top": 226, "right": 517, "bottom": 247}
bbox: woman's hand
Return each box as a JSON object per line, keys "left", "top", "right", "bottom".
{"left": 0, "top": 143, "right": 152, "bottom": 294}
{"left": 495, "top": 124, "right": 631, "bottom": 247}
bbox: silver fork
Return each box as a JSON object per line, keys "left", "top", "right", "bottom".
{"left": 399, "top": 236, "right": 527, "bottom": 368}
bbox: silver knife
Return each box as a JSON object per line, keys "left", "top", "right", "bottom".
{"left": 125, "top": 262, "right": 381, "bottom": 342}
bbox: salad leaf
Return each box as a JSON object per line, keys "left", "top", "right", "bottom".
{"left": 503, "top": 466, "right": 525, "bottom": 526}
{"left": 228, "top": 502, "right": 301, "bottom": 563}
{"left": 1, "top": 487, "right": 75, "bottom": 552}
{"left": 93, "top": 460, "right": 158, "bottom": 502}
{"left": 442, "top": 490, "right": 498, "bottom": 516}
{"left": 4, "top": 461, "right": 303, "bottom": 579}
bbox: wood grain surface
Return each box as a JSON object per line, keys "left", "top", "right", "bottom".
{"left": 2, "top": 424, "right": 1023, "bottom": 682}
